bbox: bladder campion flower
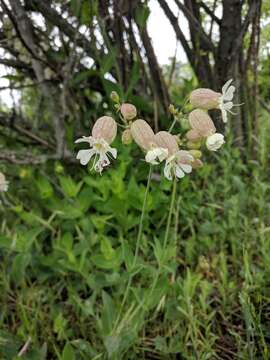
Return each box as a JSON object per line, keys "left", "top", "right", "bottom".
{"left": 188, "top": 109, "right": 225, "bottom": 151}
{"left": 130, "top": 119, "right": 168, "bottom": 165}
{"left": 75, "top": 116, "right": 117, "bottom": 173}
{"left": 190, "top": 88, "right": 221, "bottom": 110}
{"left": 0, "top": 172, "right": 8, "bottom": 192}
{"left": 120, "top": 103, "right": 137, "bottom": 121}
{"left": 206, "top": 133, "right": 225, "bottom": 151}
{"left": 190, "top": 79, "right": 236, "bottom": 123}
{"left": 155, "top": 131, "right": 194, "bottom": 180}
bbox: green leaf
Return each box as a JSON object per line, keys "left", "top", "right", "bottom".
{"left": 12, "top": 253, "right": 31, "bottom": 284}
{"left": 36, "top": 176, "right": 54, "bottom": 199}
{"left": 100, "top": 236, "right": 115, "bottom": 260}
{"left": 59, "top": 176, "right": 82, "bottom": 198}
{"left": 62, "top": 343, "right": 75, "bottom": 360}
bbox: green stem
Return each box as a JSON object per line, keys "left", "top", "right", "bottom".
{"left": 146, "top": 177, "right": 177, "bottom": 309}
{"left": 113, "top": 166, "right": 152, "bottom": 330}
{"left": 163, "top": 177, "right": 177, "bottom": 250}
{"left": 133, "top": 166, "right": 152, "bottom": 267}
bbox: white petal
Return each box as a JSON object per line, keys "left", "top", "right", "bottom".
{"left": 221, "top": 108, "right": 228, "bottom": 123}
{"left": 164, "top": 161, "right": 173, "bottom": 180}
{"left": 76, "top": 149, "right": 96, "bottom": 165}
{"left": 223, "top": 101, "right": 234, "bottom": 110}
{"left": 223, "top": 86, "right": 235, "bottom": 101}
{"left": 145, "top": 147, "right": 168, "bottom": 165}
{"left": 180, "top": 164, "right": 192, "bottom": 174}
{"left": 222, "top": 79, "right": 233, "bottom": 95}
{"left": 108, "top": 146, "right": 117, "bottom": 159}
{"left": 75, "top": 136, "right": 92, "bottom": 144}
{"left": 175, "top": 165, "right": 185, "bottom": 179}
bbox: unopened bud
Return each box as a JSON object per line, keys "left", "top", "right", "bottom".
{"left": 189, "top": 150, "right": 202, "bottom": 159}
{"left": 187, "top": 140, "right": 202, "bottom": 150}
{"left": 110, "top": 91, "right": 119, "bottom": 103}
{"left": 154, "top": 131, "right": 179, "bottom": 156}
{"left": 120, "top": 103, "right": 137, "bottom": 121}
{"left": 121, "top": 129, "right": 133, "bottom": 145}
{"left": 169, "top": 104, "right": 176, "bottom": 115}
{"left": 190, "top": 88, "right": 220, "bottom": 110}
{"left": 188, "top": 109, "right": 216, "bottom": 137}
{"left": 92, "top": 116, "right": 117, "bottom": 144}
{"left": 192, "top": 159, "right": 203, "bottom": 169}
{"left": 130, "top": 119, "right": 155, "bottom": 150}
{"left": 186, "top": 129, "right": 202, "bottom": 142}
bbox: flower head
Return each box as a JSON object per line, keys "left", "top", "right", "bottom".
{"left": 164, "top": 151, "right": 194, "bottom": 181}
{"left": 0, "top": 172, "right": 8, "bottom": 192}
{"left": 190, "top": 80, "right": 236, "bottom": 123}
{"left": 75, "top": 116, "right": 117, "bottom": 173}
{"left": 145, "top": 147, "right": 168, "bottom": 165}
{"left": 188, "top": 109, "right": 224, "bottom": 152}
{"left": 188, "top": 109, "right": 216, "bottom": 138}
{"left": 130, "top": 120, "right": 168, "bottom": 165}
{"left": 154, "top": 131, "right": 194, "bottom": 180}
{"left": 190, "top": 88, "right": 221, "bottom": 110}
{"left": 120, "top": 103, "right": 137, "bottom": 121}
{"left": 218, "top": 79, "right": 236, "bottom": 123}
{"left": 206, "top": 133, "right": 225, "bottom": 151}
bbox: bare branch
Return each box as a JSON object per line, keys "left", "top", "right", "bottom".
{"left": 174, "top": 0, "right": 215, "bottom": 52}
{"left": 199, "top": 1, "right": 221, "bottom": 25}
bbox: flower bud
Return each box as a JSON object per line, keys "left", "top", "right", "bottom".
{"left": 120, "top": 103, "right": 137, "bottom": 120}
{"left": 169, "top": 104, "right": 176, "bottom": 115}
{"left": 186, "top": 129, "right": 202, "bottom": 142}
{"left": 187, "top": 140, "right": 202, "bottom": 150}
{"left": 130, "top": 119, "right": 155, "bottom": 151}
{"left": 92, "top": 116, "right": 117, "bottom": 144}
{"left": 206, "top": 133, "right": 225, "bottom": 151}
{"left": 121, "top": 129, "right": 133, "bottom": 145}
{"left": 188, "top": 109, "right": 216, "bottom": 137}
{"left": 110, "top": 91, "right": 119, "bottom": 103}
{"left": 189, "top": 150, "right": 202, "bottom": 159}
{"left": 154, "top": 131, "right": 179, "bottom": 156}
{"left": 190, "top": 88, "right": 221, "bottom": 110}
{"left": 191, "top": 159, "right": 203, "bottom": 169}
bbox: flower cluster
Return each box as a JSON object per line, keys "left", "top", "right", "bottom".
{"left": 75, "top": 80, "right": 236, "bottom": 180}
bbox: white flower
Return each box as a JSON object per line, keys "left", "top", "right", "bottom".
{"left": 164, "top": 151, "right": 193, "bottom": 181}
{"left": 206, "top": 133, "right": 225, "bottom": 151}
{"left": 145, "top": 147, "right": 168, "bottom": 165}
{"left": 75, "top": 136, "right": 117, "bottom": 173}
{"left": 218, "top": 79, "right": 236, "bottom": 123}
{"left": 75, "top": 116, "right": 117, "bottom": 173}
{"left": 0, "top": 172, "right": 9, "bottom": 192}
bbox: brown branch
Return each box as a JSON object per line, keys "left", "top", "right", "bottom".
{"left": 8, "top": 0, "right": 67, "bottom": 157}
{"left": 230, "top": 0, "right": 260, "bottom": 63}
{"left": 0, "top": 151, "right": 76, "bottom": 164}
{"left": 199, "top": 1, "right": 221, "bottom": 25}
{"left": 174, "top": 0, "right": 215, "bottom": 52}
{"left": 135, "top": 19, "right": 170, "bottom": 112}
{"left": 157, "top": 0, "right": 195, "bottom": 67}
{"left": 24, "top": 0, "right": 99, "bottom": 57}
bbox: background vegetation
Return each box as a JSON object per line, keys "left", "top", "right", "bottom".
{"left": 0, "top": 0, "right": 270, "bottom": 359}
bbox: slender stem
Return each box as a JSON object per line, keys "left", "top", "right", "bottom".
{"left": 163, "top": 177, "right": 177, "bottom": 249}
{"left": 133, "top": 166, "right": 152, "bottom": 267}
{"left": 113, "top": 166, "right": 152, "bottom": 330}
{"left": 146, "top": 177, "right": 177, "bottom": 308}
